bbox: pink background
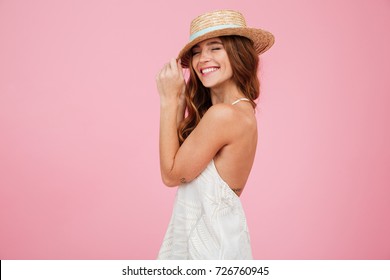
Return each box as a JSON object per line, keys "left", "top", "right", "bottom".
{"left": 1, "top": 0, "right": 389, "bottom": 259}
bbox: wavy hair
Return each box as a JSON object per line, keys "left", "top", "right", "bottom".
{"left": 178, "top": 36, "right": 260, "bottom": 145}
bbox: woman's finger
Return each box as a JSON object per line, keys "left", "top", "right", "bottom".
{"left": 169, "top": 58, "right": 177, "bottom": 72}
{"left": 177, "top": 59, "right": 183, "bottom": 71}
{"left": 177, "top": 59, "right": 184, "bottom": 79}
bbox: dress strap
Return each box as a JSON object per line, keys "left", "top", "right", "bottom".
{"left": 231, "top": 98, "right": 250, "bottom": 105}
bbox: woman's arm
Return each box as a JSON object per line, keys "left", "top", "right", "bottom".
{"left": 156, "top": 58, "right": 186, "bottom": 186}
{"left": 163, "top": 104, "right": 237, "bottom": 186}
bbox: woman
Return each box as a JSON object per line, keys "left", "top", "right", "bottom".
{"left": 156, "top": 10, "right": 274, "bottom": 259}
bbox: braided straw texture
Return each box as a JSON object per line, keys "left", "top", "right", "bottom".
{"left": 190, "top": 10, "right": 247, "bottom": 35}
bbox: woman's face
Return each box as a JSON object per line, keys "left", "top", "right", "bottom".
{"left": 191, "top": 37, "right": 233, "bottom": 89}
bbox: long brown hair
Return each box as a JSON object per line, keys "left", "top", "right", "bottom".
{"left": 178, "top": 35, "right": 260, "bottom": 145}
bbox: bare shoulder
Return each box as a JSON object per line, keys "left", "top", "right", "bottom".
{"left": 202, "top": 103, "right": 256, "bottom": 132}
{"left": 203, "top": 103, "right": 236, "bottom": 119}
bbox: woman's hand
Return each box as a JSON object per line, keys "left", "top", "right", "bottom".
{"left": 156, "top": 58, "right": 185, "bottom": 105}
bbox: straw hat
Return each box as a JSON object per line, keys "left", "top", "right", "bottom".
{"left": 178, "top": 10, "right": 275, "bottom": 68}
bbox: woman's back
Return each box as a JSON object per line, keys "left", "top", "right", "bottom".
{"left": 213, "top": 99, "right": 258, "bottom": 196}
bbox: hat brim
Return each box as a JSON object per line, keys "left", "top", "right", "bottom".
{"left": 178, "top": 27, "right": 275, "bottom": 68}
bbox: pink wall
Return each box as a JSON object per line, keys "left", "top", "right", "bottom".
{"left": 1, "top": 0, "right": 389, "bottom": 259}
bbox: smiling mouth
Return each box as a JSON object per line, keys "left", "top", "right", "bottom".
{"left": 201, "top": 67, "right": 219, "bottom": 74}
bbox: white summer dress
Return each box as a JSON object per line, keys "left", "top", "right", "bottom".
{"left": 157, "top": 98, "right": 253, "bottom": 260}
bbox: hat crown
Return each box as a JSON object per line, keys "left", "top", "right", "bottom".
{"left": 190, "top": 10, "right": 247, "bottom": 37}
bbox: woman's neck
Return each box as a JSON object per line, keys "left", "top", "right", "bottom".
{"left": 210, "top": 81, "right": 245, "bottom": 105}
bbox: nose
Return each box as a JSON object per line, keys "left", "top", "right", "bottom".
{"left": 199, "top": 49, "right": 211, "bottom": 63}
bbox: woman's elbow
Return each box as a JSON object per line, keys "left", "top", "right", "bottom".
{"left": 161, "top": 174, "right": 179, "bottom": 187}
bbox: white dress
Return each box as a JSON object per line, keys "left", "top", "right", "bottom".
{"left": 157, "top": 159, "right": 253, "bottom": 259}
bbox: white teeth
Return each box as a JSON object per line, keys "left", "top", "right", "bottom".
{"left": 201, "top": 67, "right": 218, "bottom": 74}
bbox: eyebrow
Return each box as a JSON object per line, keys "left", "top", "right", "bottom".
{"left": 193, "top": 40, "right": 223, "bottom": 49}
{"left": 206, "top": 40, "right": 223, "bottom": 46}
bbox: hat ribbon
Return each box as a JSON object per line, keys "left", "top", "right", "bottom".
{"left": 189, "top": 24, "right": 241, "bottom": 42}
